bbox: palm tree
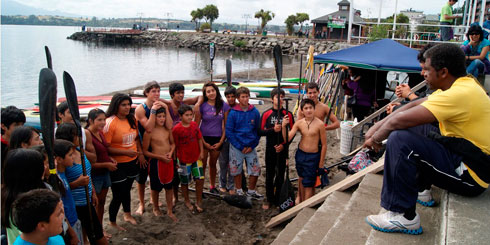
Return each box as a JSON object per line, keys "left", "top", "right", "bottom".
{"left": 190, "top": 8, "right": 204, "bottom": 31}
{"left": 254, "top": 9, "right": 275, "bottom": 34}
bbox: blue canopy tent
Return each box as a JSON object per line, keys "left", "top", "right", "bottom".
{"left": 313, "top": 39, "right": 422, "bottom": 73}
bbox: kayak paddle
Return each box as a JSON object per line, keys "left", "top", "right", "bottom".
{"left": 38, "top": 68, "right": 59, "bottom": 192}
{"left": 63, "top": 71, "right": 96, "bottom": 239}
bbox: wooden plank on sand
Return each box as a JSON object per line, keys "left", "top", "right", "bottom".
{"left": 265, "top": 156, "right": 385, "bottom": 228}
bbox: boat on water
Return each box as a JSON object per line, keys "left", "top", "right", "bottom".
{"left": 24, "top": 94, "right": 264, "bottom": 130}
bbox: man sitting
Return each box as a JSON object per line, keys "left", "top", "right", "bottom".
{"left": 364, "top": 43, "right": 490, "bottom": 234}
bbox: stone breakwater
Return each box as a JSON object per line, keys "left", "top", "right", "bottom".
{"left": 67, "top": 31, "right": 340, "bottom": 55}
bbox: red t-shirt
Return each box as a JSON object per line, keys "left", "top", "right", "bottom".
{"left": 172, "top": 121, "right": 202, "bottom": 163}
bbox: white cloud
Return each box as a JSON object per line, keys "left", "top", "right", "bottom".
{"left": 13, "top": 0, "right": 458, "bottom": 25}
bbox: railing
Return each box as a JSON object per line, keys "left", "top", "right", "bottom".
{"left": 86, "top": 28, "right": 142, "bottom": 34}
{"left": 351, "top": 21, "right": 470, "bottom": 47}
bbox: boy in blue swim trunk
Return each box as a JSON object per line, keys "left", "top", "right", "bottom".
{"left": 172, "top": 104, "right": 205, "bottom": 213}
{"left": 282, "top": 99, "right": 327, "bottom": 203}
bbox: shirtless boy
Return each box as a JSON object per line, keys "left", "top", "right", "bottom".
{"left": 283, "top": 98, "right": 327, "bottom": 203}
{"left": 135, "top": 81, "right": 172, "bottom": 215}
{"left": 298, "top": 82, "right": 340, "bottom": 131}
{"left": 142, "top": 107, "right": 177, "bottom": 221}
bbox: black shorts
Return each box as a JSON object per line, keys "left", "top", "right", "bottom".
{"left": 149, "top": 158, "right": 173, "bottom": 191}
{"left": 75, "top": 205, "right": 104, "bottom": 243}
{"left": 110, "top": 159, "right": 139, "bottom": 184}
{"left": 203, "top": 136, "right": 222, "bottom": 150}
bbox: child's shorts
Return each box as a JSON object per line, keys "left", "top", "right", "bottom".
{"left": 178, "top": 160, "right": 205, "bottom": 185}
{"left": 91, "top": 172, "right": 111, "bottom": 194}
{"left": 149, "top": 158, "right": 174, "bottom": 191}
{"left": 229, "top": 144, "right": 261, "bottom": 177}
{"left": 295, "top": 148, "right": 320, "bottom": 187}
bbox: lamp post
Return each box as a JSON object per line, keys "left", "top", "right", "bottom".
{"left": 243, "top": 14, "right": 251, "bottom": 35}
{"left": 137, "top": 12, "right": 144, "bottom": 29}
{"left": 165, "top": 12, "right": 173, "bottom": 31}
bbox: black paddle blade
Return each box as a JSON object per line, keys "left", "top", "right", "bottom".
{"left": 62, "top": 71, "right": 82, "bottom": 132}
{"left": 45, "top": 46, "right": 52, "bottom": 70}
{"left": 226, "top": 59, "right": 232, "bottom": 86}
{"left": 223, "top": 194, "right": 253, "bottom": 209}
{"left": 39, "top": 68, "right": 58, "bottom": 191}
{"left": 273, "top": 45, "right": 283, "bottom": 83}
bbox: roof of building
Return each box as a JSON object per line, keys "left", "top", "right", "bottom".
{"left": 338, "top": 0, "right": 350, "bottom": 6}
{"left": 311, "top": 10, "right": 363, "bottom": 24}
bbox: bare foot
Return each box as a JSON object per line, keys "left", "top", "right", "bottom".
{"left": 109, "top": 222, "right": 127, "bottom": 231}
{"left": 262, "top": 202, "right": 270, "bottom": 210}
{"left": 104, "top": 231, "right": 112, "bottom": 240}
{"left": 229, "top": 189, "right": 236, "bottom": 195}
{"left": 184, "top": 201, "right": 194, "bottom": 212}
{"left": 152, "top": 208, "right": 163, "bottom": 217}
{"left": 219, "top": 187, "right": 227, "bottom": 193}
{"left": 123, "top": 213, "right": 137, "bottom": 225}
{"left": 167, "top": 212, "right": 178, "bottom": 222}
{"left": 135, "top": 205, "right": 144, "bottom": 215}
{"left": 195, "top": 204, "right": 203, "bottom": 213}
{"left": 150, "top": 199, "right": 164, "bottom": 207}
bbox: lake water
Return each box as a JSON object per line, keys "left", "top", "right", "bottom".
{"left": 1, "top": 25, "right": 295, "bottom": 108}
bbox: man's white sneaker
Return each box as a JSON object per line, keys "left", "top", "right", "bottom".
{"left": 417, "top": 189, "right": 435, "bottom": 207}
{"left": 365, "top": 211, "right": 423, "bottom": 235}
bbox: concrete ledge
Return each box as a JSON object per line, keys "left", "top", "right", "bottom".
{"left": 446, "top": 189, "right": 490, "bottom": 245}
{"left": 271, "top": 207, "right": 316, "bottom": 245}
{"left": 290, "top": 191, "right": 352, "bottom": 245}
{"left": 320, "top": 174, "right": 384, "bottom": 244}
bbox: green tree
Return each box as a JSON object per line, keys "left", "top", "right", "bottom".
{"left": 255, "top": 9, "right": 275, "bottom": 33}
{"left": 191, "top": 8, "right": 204, "bottom": 30}
{"left": 285, "top": 15, "right": 297, "bottom": 36}
{"left": 295, "top": 13, "right": 309, "bottom": 31}
{"left": 202, "top": 4, "right": 219, "bottom": 30}
{"left": 385, "top": 13, "right": 409, "bottom": 24}
{"left": 368, "top": 24, "right": 389, "bottom": 41}
{"left": 384, "top": 13, "right": 409, "bottom": 39}
{"left": 27, "top": 15, "right": 39, "bottom": 24}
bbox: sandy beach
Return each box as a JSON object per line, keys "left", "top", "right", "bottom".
{"left": 101, "top": 62, "right": 344, "bottom": 244}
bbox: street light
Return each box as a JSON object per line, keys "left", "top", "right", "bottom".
{"left": 137, "top": 12, "right": 144, "bottom": 28}
{"left": 242, "top": 14, "right": 251, "bottom": 34}
{"left": 164, "top": 12, "right": 173, "bottom": 31}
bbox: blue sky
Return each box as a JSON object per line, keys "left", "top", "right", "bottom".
{"left": 12, "top": 0, "right": 454, "bottom": 25}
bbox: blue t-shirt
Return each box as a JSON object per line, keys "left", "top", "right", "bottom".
{"left": 462, "top": 38, "right": 490, "bottom": 59}
{"left": 199, "top": 102, "right": 230, "bottom": 137}
{"left": 13, "top": 235, "right": 65, "bottom": 245}
{"left": 65, "top": 153, "right": 93, "bottom": 206}
{"left": 58, "top": 172, "right": 78, "bottom": 226}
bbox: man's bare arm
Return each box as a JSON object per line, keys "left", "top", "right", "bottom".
{"left": 83, "top": 129, "right": 97, "bottom": 164}
{"left": 371, "top": 105, "right": 436, "bottom": 143}
{"left": 365, "top": 97, "right": 427, "bottom": 139}
{"left": 135, "top": 105, "right": 155, "bottom": 133}
{"left": 318, "top": 123, "right": 327, "bottom": 169}
{"left": 325, "top": 106, "right": 340, "bottom": 130}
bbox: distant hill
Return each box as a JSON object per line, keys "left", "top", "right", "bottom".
{"left": 1, "top": 0, "right": 288, "bottom": 32}
{"left": 1, "top": 0, "right": 81, "bottom": 17}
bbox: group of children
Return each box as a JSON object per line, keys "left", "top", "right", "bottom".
{"left": 0, "top": 79, "right": 340, "bottom": 245}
